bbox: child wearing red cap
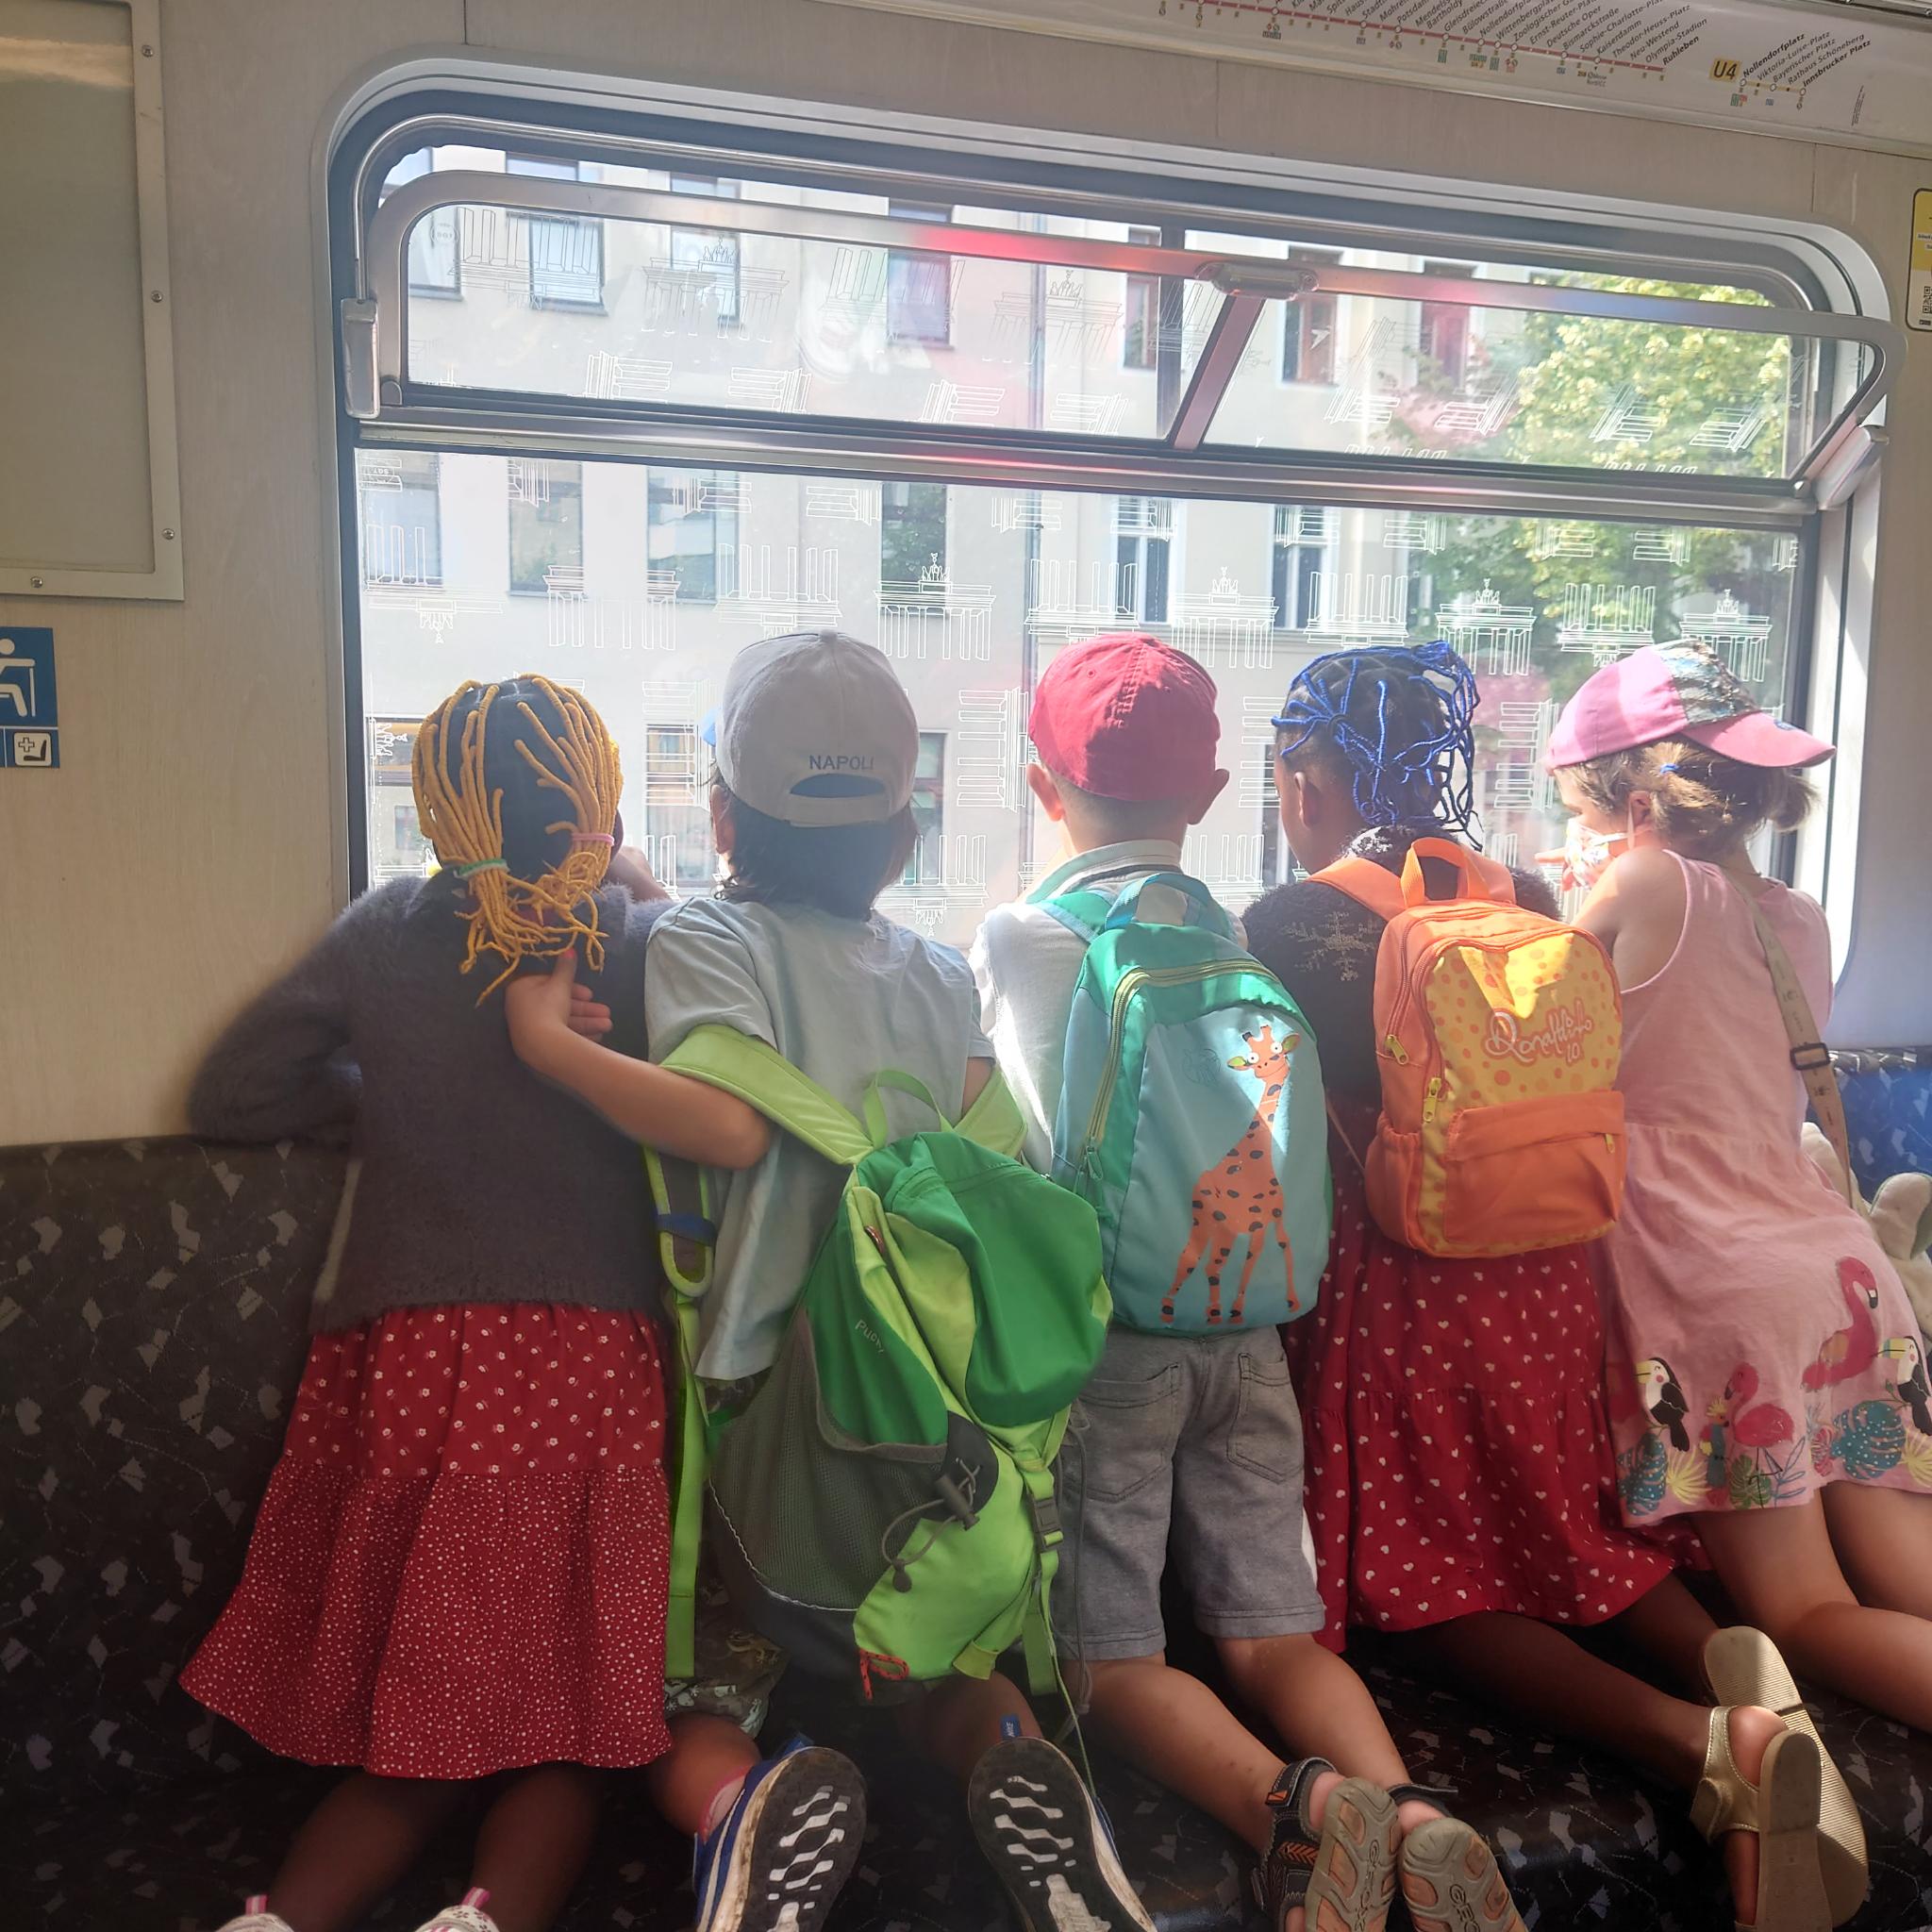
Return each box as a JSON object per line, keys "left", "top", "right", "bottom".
{"left": 974, "top": 633, "right": 1524, "bottom": 1932}
{"left": 1554, "top": 641, "right": 1932, "bottom": 1766}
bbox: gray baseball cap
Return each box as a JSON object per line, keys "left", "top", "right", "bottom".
{"left": 704, "top": 630, "right": 918, "bottom": 827}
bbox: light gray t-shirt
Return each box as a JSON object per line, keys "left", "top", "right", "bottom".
{"left": 971, "top": 840, "right": 1244, "bottom": 1175}
{"left": 645, "top": 895, "right": 993, "bottom": 1381}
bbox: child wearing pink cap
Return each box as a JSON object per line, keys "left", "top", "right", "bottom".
{"left": 1551, "top": 638, "right": 1932, "bottom": 1913}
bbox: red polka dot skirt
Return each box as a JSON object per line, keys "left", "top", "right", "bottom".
{"left": 180, "top": 1302, "right": 674, "bottom": 1779}
{"left": 1284, "top": 1111, "right": 1677, "bottom": 1651}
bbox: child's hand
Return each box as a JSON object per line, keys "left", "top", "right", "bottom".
{"left": 505, "top": 952, "right": 585, "bottom": 1072}
{"left": 606, "top": 845, "right": 672, "bottom": 903}
{"left": 568, "top": 980, "right": 614, "bottom": 1040}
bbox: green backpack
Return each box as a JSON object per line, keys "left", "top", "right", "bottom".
{"left": 646, "top": 1024, "right": 1110, "bottom": 1704}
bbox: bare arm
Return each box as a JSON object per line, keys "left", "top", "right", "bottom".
{"left": 962, "top": 1055, "right": 994, "bottom": 1115}
{"left": 1572, "top": 845, "right": 1687, "bottom": 990}
{"left": 506, "top": 952, "right": 773, "bottom": 1168}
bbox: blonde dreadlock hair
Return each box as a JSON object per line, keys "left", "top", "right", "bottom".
{"left": 411, "top": 675, "right": 624, "bottom": 999}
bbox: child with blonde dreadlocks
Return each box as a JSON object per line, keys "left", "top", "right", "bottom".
{"left": 182, "top": 676, "right": 779, "bottom": 1932}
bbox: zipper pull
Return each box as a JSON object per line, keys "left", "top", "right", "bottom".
{"left": 1384, "top": 1033, "right": 1410, "bottom": 1065}
{"left": 1422, "top": 1075, "right": 1442, "bottom": 1123}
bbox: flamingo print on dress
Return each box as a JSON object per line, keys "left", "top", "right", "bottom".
{"left": 1803, "top": 1257, "right": 1884, "bottom": 1391}
{"left": 1164, "top": 1023, "right": 1298, "bottom": 1327}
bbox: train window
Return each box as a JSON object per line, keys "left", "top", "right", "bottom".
{"left": 339, "top": 109, "right": 1900, "bottom": 930}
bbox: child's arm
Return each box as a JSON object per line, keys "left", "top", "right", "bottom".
{"left": 507, "top": 952, "right": 773, "bottom": 1168}
{"left": 1573, "top": 846, "right": 1688, "bottom": 989}
{"left": 188, "top": 895, "right": 375, "bottom": 1144}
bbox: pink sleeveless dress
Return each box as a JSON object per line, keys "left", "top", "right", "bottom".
{"left": 1602, "top": 853, "right": 1932, "bottom": 1526}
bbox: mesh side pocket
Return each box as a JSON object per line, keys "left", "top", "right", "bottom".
{"left": 710, "top": 1314, "right": 941, "bottom": 1622}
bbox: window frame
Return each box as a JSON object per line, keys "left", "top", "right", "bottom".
{"left": 328, "top": 83, "right": 1898, "bottom": 918}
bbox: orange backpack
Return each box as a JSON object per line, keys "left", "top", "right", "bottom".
{"left": 1316, "top": 837, "right": 1626, "bottom": 1257}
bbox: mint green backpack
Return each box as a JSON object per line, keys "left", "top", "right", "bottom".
{"left": 646, "top": 1024, "right": 1109, "bottom": 1703}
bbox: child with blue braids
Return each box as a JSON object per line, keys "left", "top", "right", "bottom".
{"left": 1243, "top": 642, "right": 1843, "bottom": 1932}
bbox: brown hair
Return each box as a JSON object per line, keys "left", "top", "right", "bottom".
{"left": 1565, "top": 737, "right": 1815, "bottom": 860}
{"left": 711, "top": 773, "right": 916, "bottom": 921}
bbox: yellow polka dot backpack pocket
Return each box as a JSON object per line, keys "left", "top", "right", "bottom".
{"left": 1316, "top": 837, "right": 1625, "bottom": 1257}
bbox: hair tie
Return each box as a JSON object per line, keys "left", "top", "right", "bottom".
{"left": 570, "top": 832, "right": 616, "bottom": 847}
{"left": 454, "top": 857, "right": 508, "bottom": 877}
{"left": 1657, "top": 762, "right": 1679, "bottom": 774}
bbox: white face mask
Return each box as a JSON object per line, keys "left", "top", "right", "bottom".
{"left": 1548, "top": 821, "right": 1629, "bottom": 894}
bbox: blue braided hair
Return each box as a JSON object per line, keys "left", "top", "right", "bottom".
{"left": 1271, "top": 640, "right": 1480, "bottom": 838}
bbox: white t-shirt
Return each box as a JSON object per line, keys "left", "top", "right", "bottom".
{"left": 645, "top": 894, "right": 993, "bottom": 1382}
{"left": 972, "top": 840, "right": 1251, "bottom": 1175}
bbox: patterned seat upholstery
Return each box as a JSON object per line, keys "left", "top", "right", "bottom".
{"left": 5, "top": 1121, "right": 1931, "bottom": 1931}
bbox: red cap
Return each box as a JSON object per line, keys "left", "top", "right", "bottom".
{"left": 1029, "top": 633, "right": 1222, "bottom": 801}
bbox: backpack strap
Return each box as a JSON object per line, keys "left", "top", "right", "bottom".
{"left": 1103, "top": 869, "right": 1235, "bottom": 939}
{"left": 1312, "top": 855, "right": 1406, "bottom": 922}
{"left": 1736, "top": 888, "right": 1858, "bottom": 1211}
{"left": 660, "top": 1024, "right": 876, "bottom": 1166}
{"left": 1400, "top": 837, "right": 1517, "bottom": 908}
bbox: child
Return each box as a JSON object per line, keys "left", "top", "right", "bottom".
{"left": 972, "top": 632, "right": 1525, "bottom": 1932}
{"left": 504, "top": 629, "right": 1154, "bottom": 1932}
{"left": 1244, "top": 641, "right": 1857, "bottom": 1932}
{"left": 185, "top": 677, "right": 802, "bottom": 1932}
{"left": 1552, "top": 644, "right": 1932, "bottom": 1782}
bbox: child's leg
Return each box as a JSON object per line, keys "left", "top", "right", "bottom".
{"left": 647, "top": 1713, "right": 764, "bottom": 1837}
{"left": 1823, "top": 1482, "right": 1932, "bottom": 1619}
{"left": 1400, "top": 1610, "right": 1782, "bottom": 1924}
{"left": 464, "top": 1764, "right": 602, "bottom": 1932}
{"left": 896, "top": 1668, "right": 1040, "bottom": 1780}
{"left": 1607, "top": 1572, "right": 1723, "bottom": 1695}
{"left": 261, "top": 1772, "right": 472, "bottom": 1932}
{"left": 1081, "top": 1649, "right": 1294, "bottom": 1853}
{"left": 1701, "top": 1498, "right": 1932, "bottom": 1730}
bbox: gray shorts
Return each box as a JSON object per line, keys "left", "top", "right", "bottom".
{"left": 1054, "top": 1325, "right": 1325, "bottom": 1661}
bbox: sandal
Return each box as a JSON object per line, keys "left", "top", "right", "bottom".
{"left": 1253, "top": 1758, "right": 1400, "bottom": 1932}
{"left": 1691, "top": 1707, "right": 1832, "bottom": 1932}
{"left": 1705, "top": 1625, "right": 1868, "bottom": 1925}
{"left": 1397, "top": 1819, "right": 1528, "bottom": 1932}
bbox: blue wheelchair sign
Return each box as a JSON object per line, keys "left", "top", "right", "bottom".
{"left": 0, "top": 629, "right": 58, "bottom": 770}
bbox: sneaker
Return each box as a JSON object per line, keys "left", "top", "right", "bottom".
{"left": 410, "top": 1890, "right": 501, "bottom": 1932}
{"left": 967, "top": 1734, "right": 1158, "bottom": 1932}
{"left": 692, "top": 1738, "right": 868, "bottom": 1932}
{"left": 213, "top": 1903, "right": 294, "bottom": 1932}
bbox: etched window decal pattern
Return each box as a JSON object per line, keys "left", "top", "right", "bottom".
{"left": 360, "top": 456, "right": 1793, "bottom": 941}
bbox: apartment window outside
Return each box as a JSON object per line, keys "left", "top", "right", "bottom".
{"left": 1281, "top": 250, "right": 1340, "bottom": 385}
{"left": 507, "top": 458, "right": 584, "bottom": 595}
{"left": 1271, "top": 506, "right": 1327, "bottom": 631}
{"left": 905, "top": 733, "right": 945, "bottom": 885}
{"left": 1418, "top": 262, "right": 1476, "bottom": 390}
{"left": 648, "top": 471, "right": 738, "bottom": 604}
{"left": 881, "top": 481, "right": 948, "bottom": 588}
{"left": 887, "top": 201, "right": 953, "bottom": 343}
{"left": 507, "top": 155, "right": 604, "bottom": 308}
{"left": 359, "top": 451, "right": 441, "bottom": 587}
{"left": 1115, "top": 497, "right": 1173, "bottom": 625}
{"left": 643, "top": 724, "right": 715, "bottom": 889}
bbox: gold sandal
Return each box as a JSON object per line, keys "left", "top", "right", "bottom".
{"left": 1692, "top": 1707, "right": 1832, "bottom": 1932}
{"left": 1397, "top": 1817, "right": 1527, "bottom": 1932}
{"left": 1705, "top": 1626, "right": 1868, "bottom": 1925}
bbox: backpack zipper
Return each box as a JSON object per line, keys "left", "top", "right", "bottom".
{"left": 1078, "top": 960, "right": 1241, "bottom": 1166}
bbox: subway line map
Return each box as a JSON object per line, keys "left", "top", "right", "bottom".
{"left": 814, "top": 0, "right": 1932, "bottom": 153}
